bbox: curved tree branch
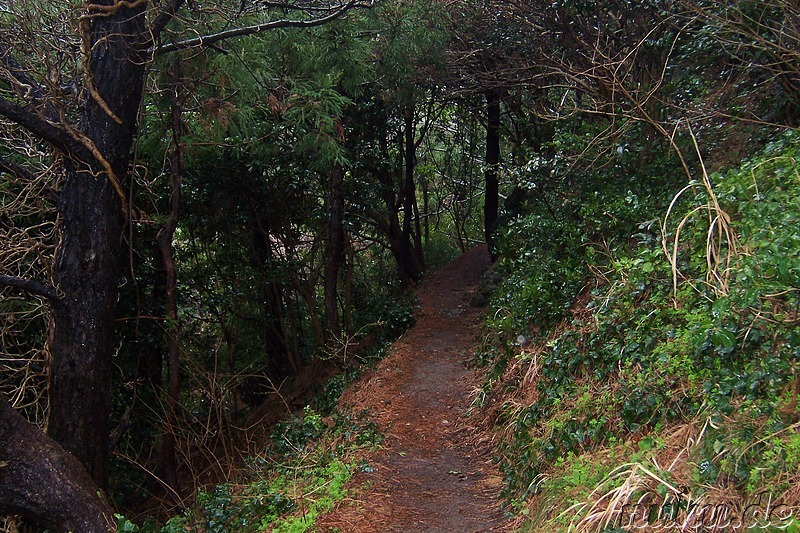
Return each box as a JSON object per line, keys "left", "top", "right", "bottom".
{"left": 150, "top": 0, "right": 187, "bottom": 43}
{"left": 0, "top": 98, "right": 91, "bottom": 161}
{"left": 0, "top": 45, "right": 61, "bottom": 122}
{"left": 153, "top": 0, "right": 372, "bottom": 55}
{"left": 0, "top": 156, "right": 35, "bottom": 183}
{"left": 0, "top": 397, "right": 115, "bottom": 532}
{"left": 0, "top": 45, "right": 47, "bottom": 101}
{"left": 0, "top": 275, "right": 60, "bottom": 303}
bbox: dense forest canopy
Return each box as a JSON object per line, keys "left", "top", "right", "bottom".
{"left": 1, "top": 0, "right": 798, "bottom": 529}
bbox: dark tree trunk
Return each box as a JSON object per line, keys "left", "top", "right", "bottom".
{"left": 374, "top": 151, "right": 422, "bottom": 286}
{"left": 324, "top": 164, "right": 345, "bottom": 344}
{"left": 343, "top": 233, "right": 355, "bottom": 335}
{"left": 47, "top": 1, "right": 148, "bottom": 489}
{"left": 378, "top": 169, "right": 424, "bottom": 286}
{"left": 252, "top": 216, "right": 294, "bottom": 380}
{"left": 0, "top": 397, "right": 116, "bottom": 532}
{"left": 422, "top": 179, "right": 429, "bottom": 243}
{"left": 401, "top": 106, "right": 425, "bottom": 279}
{"left": 263, "top": 281, "right": 294, "bottom": 378}
{"left": 484, "top": 90, "right": 501, "bottom": 258}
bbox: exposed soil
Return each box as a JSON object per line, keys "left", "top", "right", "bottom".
{"left": 317, "top": 246, "right": 511, "bottom": 532}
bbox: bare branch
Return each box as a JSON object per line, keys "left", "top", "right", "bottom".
{"left": 0, "top": 98, "right": 90, "bottom": 160}
{"left": 0, "top": 276, "right": 59, "bottom": 303}
{"left": 150, "top": 0, "right": 187, "bottom": 41}
{"left": 0, "top": 45, "right": 48, "bottom": 104}
{"left": 0, "top": 156, "right": 35, "bottom": 183}
{"left": 153, "top": 0, "right": 371, "bottom": 55}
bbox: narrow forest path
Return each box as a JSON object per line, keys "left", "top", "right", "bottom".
{"left": 317, "top": 246, "right": 510, "bottom": 532}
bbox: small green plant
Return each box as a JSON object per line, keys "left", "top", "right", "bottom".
{"left": 484, "top": 130, "right": 800, "bottom": 526}
{"left": 123, "top": 406, "right": 381, "bottom": 532}
{"left": 272, "top": 406, "right": 327, "bottom": 457}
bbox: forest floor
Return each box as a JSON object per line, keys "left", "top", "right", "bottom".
{"left": 316, "top": 246, "right": 511, "bottom": 532}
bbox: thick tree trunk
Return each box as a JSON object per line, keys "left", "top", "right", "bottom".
{"left": 47, "top": 1, "right": 148, "bottom": 488}
{"left": 0, "top": 397, "right": 116, "bottom": 532}
{"left": 484, "top": 90, "right": 501, "bottom": 257}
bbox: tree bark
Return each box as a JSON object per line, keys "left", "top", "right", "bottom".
{"left": 0, "top": 397, "right": 116, "bottom": 532}
{"left": 373, "top": 156, "right": 421, "bottom": 285}
{"left": 324, "top": 164, "right": 345, "bottom": 344}
{"left": 47, "top": 1, "right": 149, "bottom": 489}
{"left": 484, "top": 90, "right": 501, "bottom": 257}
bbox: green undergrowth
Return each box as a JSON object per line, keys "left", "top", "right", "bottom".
{"left": 119, "top": 406, "right": 381, "bottom": 532}
{"left": 113, "top": 256, "right": 421, "bottom": 531}
{"left": 481, "top": 131, "right": 800, "bottom": 529}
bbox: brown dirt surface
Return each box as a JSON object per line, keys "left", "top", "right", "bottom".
{"left": 316, "top": 246, "right": 511, "bottom": 532}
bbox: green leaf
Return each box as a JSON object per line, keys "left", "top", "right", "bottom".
{"left": 638, "top": 436, "right": 655, "bottom": 451}
{"left": 711, "top": 328, "right": 736, "bottom": 353}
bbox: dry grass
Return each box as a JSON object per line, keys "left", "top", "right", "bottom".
{"left": 662, "top": 125, "right": 741, "bottom": 302}
{"left": 480, "top": 289, "right": 600, "bottom": 444}
{"left": 528, "top": 415, "right": 800, "bottom": 532}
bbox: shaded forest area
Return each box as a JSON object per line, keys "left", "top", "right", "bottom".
{"left": 1, "top": 0, "right": 799, "bottom": 530}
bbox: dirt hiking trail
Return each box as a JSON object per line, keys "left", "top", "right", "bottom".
{"left": 317, "top": 246, "right": 510, "bottom": 532}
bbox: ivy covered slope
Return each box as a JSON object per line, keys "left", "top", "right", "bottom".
{"left": 482, "top": 131, "right": 800, "bottom": 531}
